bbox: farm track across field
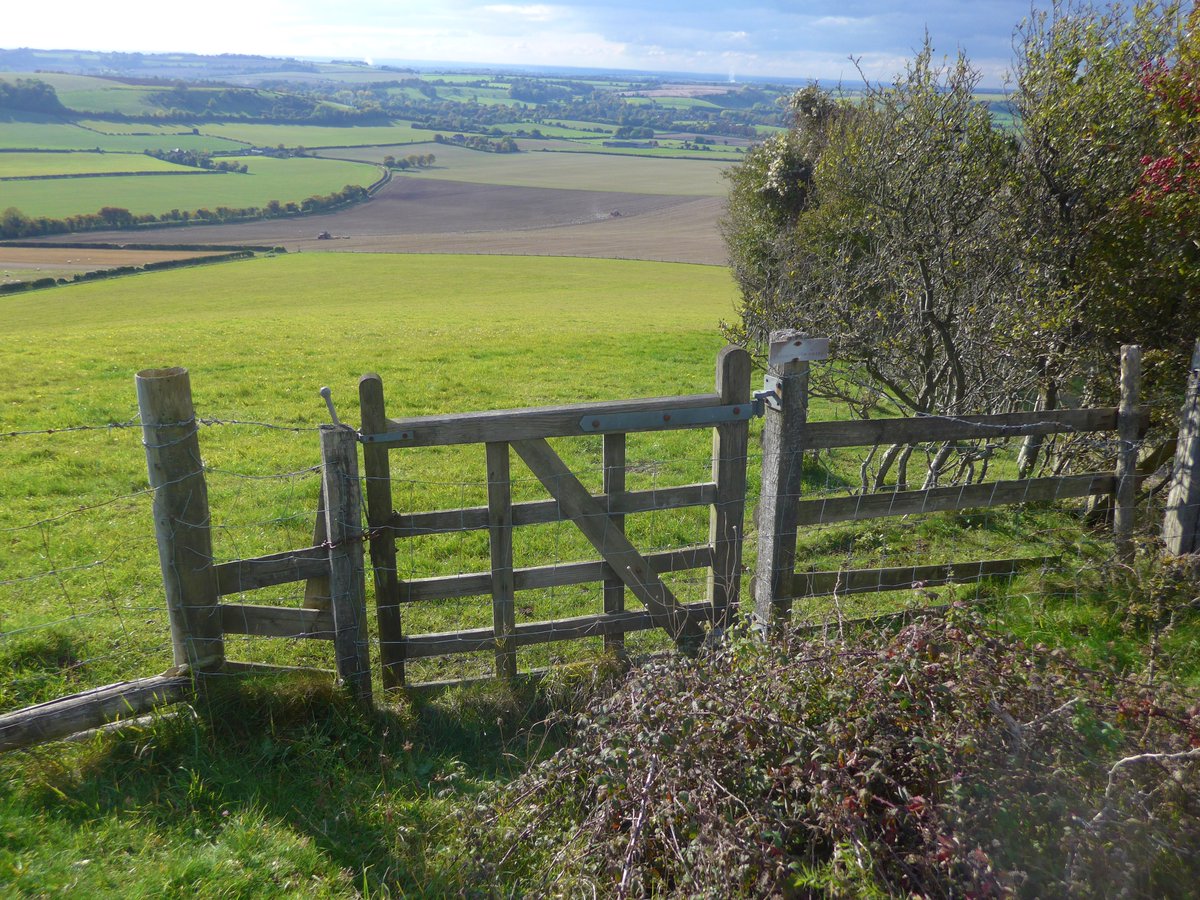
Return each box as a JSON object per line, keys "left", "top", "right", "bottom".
{"left": 29, "top": 176, "right": 730, "bottom": 265}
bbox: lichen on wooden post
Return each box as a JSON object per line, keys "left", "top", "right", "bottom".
{"left": 752, "top": 332, "right": 826, "bottom": 631}
{"left": 708, "top": 345, "right": 751, "bottom": 631}
{"left": 1164, "top": 340, "right": 1200, "bottom": 556}
{"left": 1114, "top": 345, "right": 1142, "bottom": 563}
{"left": 320, "top": 424, "right": 372, "bottom": 707}
{"left": 136, "top": 366, "right": 224, "bottom": 672}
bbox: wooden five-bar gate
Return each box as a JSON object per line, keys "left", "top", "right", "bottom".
{"left": 3, "top": 336, "right": 1199, "bottom": 750}
{"left": 358, "top": 346, "right": 752, "bottom": 687}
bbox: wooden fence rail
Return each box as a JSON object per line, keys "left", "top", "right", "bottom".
{"left": 753, "top": 333, "right": 1153, "bottom": 630}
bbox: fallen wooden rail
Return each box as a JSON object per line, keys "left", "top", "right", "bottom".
{"left": 0, "top": 673, "right": 192, "bottom": 752}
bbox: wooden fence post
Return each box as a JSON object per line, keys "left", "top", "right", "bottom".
{"left": 1114, "top": 344, "right": 1142, "bottom": 563}
{"left": 708, "top": 345, "right": 751, "bottom": 631}
{"left": 359, "top": 373, "right": 405, "bottom": 688}
{"left": 602, "top": 432, "right": 627, "bottom": 658}
{"left": 753, "top": 333, "right": 827, "bottom": 631}
{"left": 1164, "top": 340, "right": 1200, "bottom": 556}
{"left": 320, "top": 425, "right": 372, "bottom": 707}
{"left": 136, "top": 367, "right": 224, "bottom": 672}
{"left": 486, "top": 441, "right": 517, "bottom": 679}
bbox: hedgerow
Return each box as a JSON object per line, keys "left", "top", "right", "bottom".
{"left": 467, "top": 606, "right": 1199, "bottom": 897}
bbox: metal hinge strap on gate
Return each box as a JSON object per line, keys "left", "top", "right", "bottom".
{"left": 580, "top": 402, "right": 760, "bottom": 434}
{"left": 358, "top": 429, "right": 414, "bottom": 444}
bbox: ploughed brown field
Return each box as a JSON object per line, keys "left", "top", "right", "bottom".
{"left": 28, "top": 176, "right": 729, "bottom": 265}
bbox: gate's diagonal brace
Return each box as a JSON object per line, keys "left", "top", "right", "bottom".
{"left": 510, "top": 438, "right": 705, "bottom": 650}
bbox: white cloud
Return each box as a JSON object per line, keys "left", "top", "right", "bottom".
{"left": 812, "top": 16, "right": 879, "bottom": 29}
{"left": 481, "top": 4, "right": 562, "bottom": 22}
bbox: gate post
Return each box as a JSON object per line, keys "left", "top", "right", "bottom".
{"left": 360, "top": 374, "right": 405, "bottom": 688}
{"left": 136, "top": 367, "right": 224, "bottom": 672}
{"left": 1164, "top": 340, "right": 1200, "bottom": 556}
{"left": 708, "top": 346, "right": 751, "bottom": 630}
{"left": 320, "top": 425, "right": 372, "bottom": 707}
{"left": 1114, "top": 345, "right": 1142, "bottom": 563}
{"left": 752, "top": 333, "right": 826, "bottom": 631}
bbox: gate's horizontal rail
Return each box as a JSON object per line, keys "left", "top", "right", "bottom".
{"left": 787, "top": 556, "right": 1053, "bottom": 600}
{"left": 794, "top": 473, "right": 1116, "bottom": 526}
{"left": 397, "top": 545, "right": 714, "bottom": 603}
{"left": 215, "top": 546, "right": 328, "bottom": 595}
{"left": 362, "top": 392, "right": 726, "bottom": 447}
{"left": 401, "top": 600, "right": 717, "bottom": 660}
{"left": 220, "top": 603, "right": 334, "bottom": 640}
{"left": 799, "top": 407, "right": 1141, "bottom": 450}
{"left": 389, "top": 483, "right": 716, "bottom": 537}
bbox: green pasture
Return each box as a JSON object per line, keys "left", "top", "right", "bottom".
{"left": 58, "top": 87, "right": 166, "bottom": 116}
{"left": 201, "top": 120, "right": 428, "bottom": 148}
{"left": 75, "top": 120, "right": 212, "bottom": 136}
{"left": 623, "top": 95, "right": 721, "bottom": 109}
{"left": 549, "top": 137, "right": 743, "bottom": 161}
{"left": 537, "top": 118, "right": 615, "bottom": 134}
{"left": 0, "top": 252, "right": 741, "bottom": 692}
{"left": 434, "top": 85, "right": 518, "bottom": 105}
{"left": 488, "top": 121, "right": 611, "bottom": 138}
{"left": 0, "top": 114, "right": 246, "bottom": 152}
{"left": 0, "top": 71, "right": 129, "bottom": 93}
{"left": 0, "top": 156, "right": 380, "bottom": 218}
{"left": 0, "top": 151, "right": 190, "bottom": 179}
{"left": 373, "top": 142, "right": 730, "bottom": 195}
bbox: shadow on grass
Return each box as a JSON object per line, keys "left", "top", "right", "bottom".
{"left": 5, "top": 670, "right": 586, "bottom": 896}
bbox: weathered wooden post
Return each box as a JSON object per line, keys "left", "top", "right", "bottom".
{"left": 359, "top": 373, "right": 405, "bottom": 688}
{"left": 319, "top": 424, "right": 372, "bottom": 707}
{"left": 602, "top": 432, "right": 627, "bottom": 658}
{"left": 753, "top": 333, "right": 827, "bottom": 631}
{"left": 708, "top": 345, "right": 752, "bottom": 630}
{"left": 136, "top": 367, "right": 224, "bottom": 672}
{"left": 486, "top": 441, "right": 517, "bottom": 679}
{"left": 1114, "top": 344, "right": 1142, "bottom": 563}
{"left": 1163, "top": 340, "right": 1200, "bottom": 556}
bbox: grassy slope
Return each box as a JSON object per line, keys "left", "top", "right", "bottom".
{"left": 0, "top": 253, "right": 740, "bottom": 691}
{"left": 0, "top": 251, "right": 735, "bottom": 897}
{"left": 0, "top": 251, "right": 1190, "bottom": 896}
{"left": 0, "top": 156, "right": 381, "bottom": 218}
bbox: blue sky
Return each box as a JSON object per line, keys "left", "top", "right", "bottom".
{"left": 8, "top": 1, "right": 1039, "bottom": 82}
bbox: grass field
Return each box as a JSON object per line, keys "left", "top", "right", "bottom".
{"left": 74, "top": 120, "right": 215, "bottom": 136}
{"left": 0, "top": 151, "right": 191, "bottom": 178}
{"left": 0, "top": 114, "right": 247, "bottom": 152}
{"left": 550, "top": 137, "right": 744, "bottom": 161}
{"left": 200, "top": 121, "right": 429, "bottom": 148}
{"left": 0, "top": 71, "right": 128, "bottom": 93}
{"left": 0, "top": 156, "right": 381, "bottom": 218}
{"left": 57, "top": 86, "right": 168, "bottom": 116}
{"left": 0, "top": 252, "right": 741, "bottom": 690}
{"left": 326, "top": 142, "right": 730, "bottom": 195}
